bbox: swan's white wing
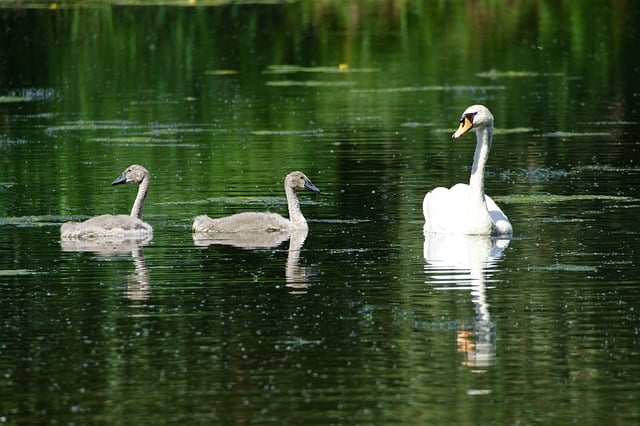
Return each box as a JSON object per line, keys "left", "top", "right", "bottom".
{"left": 484, "top": 195, "right": 513, "bottom": 235}
{"left": 423, "top": 184, "right": 471, "bottom": 234}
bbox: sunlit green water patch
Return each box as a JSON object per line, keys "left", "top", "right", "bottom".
{"left": 536, "top": 217, "right": 595, "bottom": 223}
{"left": 14, "top": 0, "right": 298, "bottom": 8}
{"left": 47, "top": 121, "right": 208, "bottom": 134}
{"left": 91, "top": 137, "right": 200, "bottom": 147}
{"left": 0, "top": 269, "right": 42, "bottom": 276}
{"left": 0, "top": 136, "right": 30, "bottom": 146}
{"left": 400, "top": 122, "right": 435, "bottom": 128}
{"left": 497, "top": 194, "right": 637, "bottom": 204}
{"left": 205, "top": 69, "right": 240, "bottom": 75}
{"left": 251, "top": 129, "right": 328, "bottom": 137}
{"left": 476, "top": 70, "right": 565, "bottom": 78}
{"left": 266, "top": 80, "right": 356, "bottom": 88}
{"left": 541, "top": 131, "right": 611, "bottom": 138}
{"left": 46, "top": 121, "right": 215, "bottom": 144}
{"left": 501, "top": 164, "right": 640, "bottom": 184}
{"left": 589, "top": 120, "right": 638, "bottom": 125}
{"left": 92, "top": 136, "right": 160, "bottom": 144}
{"left": 0, "top": 215, "right": 62, "bottom": 227}
{"left": 433, "top": 126, "right": 534, "bottom": 135}
{"left": 352, "top": 85, "right": 505, "bottom": 94}
{"left": 158, "top": 196, "right": 314, "bottom": 207}
{"left": 528, "top": 263, "right": 598, "bottom": 272}
{"left": 0, "top": 95, "right": 30, "bottom": 103}
{"left": 46, "top": 120, "right": 143, "bottom": 133}
{"left": 573, "top": 165, "right": 640, "bottom": 173}
{"left": 264, "top": 64, "right": 378, "bottom": 74}
{"left": 494, "top": 127, "right": 536, "bottom": 135}
{"left": 500, "top": 168, "right": 571, "bottom": 183}
{"left": 0, "top": 88, "right": 56, "bottom": 103}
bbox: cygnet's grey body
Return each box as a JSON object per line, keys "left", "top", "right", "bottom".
{"left": 60, "top": 165, "right": 153, "bottom": 240}
{"left": 193, "top": 171, "right": 319, "bottom": 234}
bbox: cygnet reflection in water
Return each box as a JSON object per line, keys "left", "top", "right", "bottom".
{"left": 192, "top": 229, "right": 290, "bottom": 249}
{"left": 285, "top": 229, "right": 312, "bottom": 292}
{"left": 60, "top": 240, "right": 151, "bottom": 302}
{"left": 195, "top": 228, "right": 312, "bottom": 292}
{"left": 192, "top": 171, "right": 320, "bottom": 234}
{"left": 60, "top": 234, "right": 153, "bottom": 255}
{"left": 60, "top": 165, "right": 153, "bottom": 241}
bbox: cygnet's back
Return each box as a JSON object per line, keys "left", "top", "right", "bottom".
{"left": 61, "top": 164, "right": 153, "bottom": 240}
{"left": 193, "top": 171, "right": 320, "bottom": 234}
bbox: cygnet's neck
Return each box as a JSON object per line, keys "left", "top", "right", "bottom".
{"left": 130, "top": 175, "right": 149, "bottom": 219}
{"left": 285, "top": 185, "right": 308, "bottom": 230}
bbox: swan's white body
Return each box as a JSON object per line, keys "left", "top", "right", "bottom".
{"left": 193, "top": 171, "right": 320, "bottom": 234}
{"left": 60, "top": 165, "right": 153, "bottom": 240}
{"left": 423, "top": 105, "right": 512, "bottom": 236}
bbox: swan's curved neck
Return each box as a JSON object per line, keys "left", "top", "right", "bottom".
{"left": 466, "top": 127, "right": 493, "bottom": 234}
{"left": 130, "top": 175, "right": 149, "bottom": 219}
{"left": 285, "top": 185, "right": 307, "bottom": 229}
{"left": 469, "top": 127, "right": 492, "bottom": 197}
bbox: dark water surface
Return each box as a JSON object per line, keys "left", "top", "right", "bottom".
{"left": 1, "top": 1, "right": 640, "bottom": 424}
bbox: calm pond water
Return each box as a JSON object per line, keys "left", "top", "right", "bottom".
{"left": 1, "top": 1, "right": 640, "bottom": 424}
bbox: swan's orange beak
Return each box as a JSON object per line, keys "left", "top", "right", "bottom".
{"left": 452, "top": 116, "right": 473, "bottom": 139}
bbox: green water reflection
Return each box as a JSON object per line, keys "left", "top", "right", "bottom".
{"left": 1, "top": 1, "right": 640, "bottom": 424}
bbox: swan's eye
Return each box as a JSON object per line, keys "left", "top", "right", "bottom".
{"left": 463, "top": 112, "right": 477, "bottom": 123}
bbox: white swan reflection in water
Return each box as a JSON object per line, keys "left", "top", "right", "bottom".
{"left": 60, "top": 238, "right": 151, "bottom": 302}
{"left": 424, "top": 232, "right": 510, "bottom": 368}
{"left": 193, "top": 228, "right": 312, "bottom": 293}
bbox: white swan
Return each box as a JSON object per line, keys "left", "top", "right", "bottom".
{"left": 60, "top": 164, "right": 153, "bottom": 240}
{"left": 193, "top": 171, "right": 320, "bottom": 234}
{"left": 423, "top": 105, "right": 512, "bottom": 236}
